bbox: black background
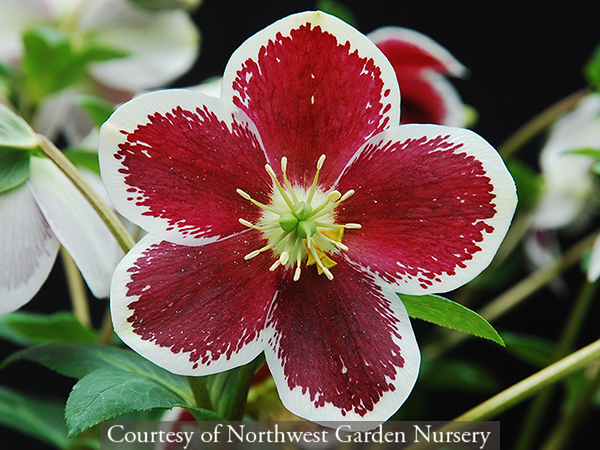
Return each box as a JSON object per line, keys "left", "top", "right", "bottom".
{"left": 2, "top": 0, "right": 600, "bottom": 448}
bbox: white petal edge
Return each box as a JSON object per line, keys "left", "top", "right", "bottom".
{"left": 110, "top": 233, "right": 269, "bottom": 376}
{"left": 99, "top": 88, "right": 235, "bottom": 246}
{"left": 221, "top": 10, "right": 401, "bottom": 127}
{"left": 343, "top": 124, "right": 518, "bottom": 295}
{"left": 27, "top": 157, "right": 123, "bottom": 298}
{"left": 0, "top": 184, "right": 59, "bottom": 315}
{"left": 263, "top": 278, "right": 420, "bottom": 430}
{"left": 419, "top": 70, "right": 466, "bottom": 127}
{"left": 588, "top": 234, "right": 600, "bottom": 282}
{"left": 367, "top": 26, "right": 469, "bottom": 78}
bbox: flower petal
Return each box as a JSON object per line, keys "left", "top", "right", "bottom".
{"left": 588, "top": 234, "right": 600, "bottom": 283}
{"left": 336, "top": 124, "right": 517, "bottom": 294}
{"left": 99, "top": 89, "right": 271, "bottom": 245}
{"left": 111, "top": 233, "right": 277, "bottom": 375}
{"left": 222, "top": 11, "right": 400, "bottom": 187}
{"left": 397, "top": 70, "right": 466, "bottom": 126}
{"left": 368, "top": 26, "right": 468, "bottom": 78}
{"left": 264, "top": 259, "right": 419, "bottom": 427}
{"left": 27, "top": 157, "right": 123, "bottom": 298}
{"left": 79, "top": 0, "right": 199, "bottom": 92}
{"left": 0, "top": 184, "right": 59, "bottom": 315}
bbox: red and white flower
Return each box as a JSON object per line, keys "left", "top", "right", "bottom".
{"left": 99, "top": 12, "right": 516, "bottom": 427}
{"left": 368, "top": 26, "right": 468, "bottom": 126}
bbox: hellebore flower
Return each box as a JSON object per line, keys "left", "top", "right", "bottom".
{"left": 99, "top": 11, "right": 516, "bottom": 426}
{"left": 0, "top": 149, "right": 123, "bottom": 316}
{"left": 368, "top": 26, "right": 468, "bottom": 126}
{"left": 0, "top": 0, "right": 199, "bottom": 137}
{"left": 527, "top": 94, "right": 600, "bottom": 282}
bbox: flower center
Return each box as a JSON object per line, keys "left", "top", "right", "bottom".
{"left": 237, "top": 155, "right": 360, "bottom": 281}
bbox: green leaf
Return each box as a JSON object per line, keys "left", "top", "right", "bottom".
{"left": 21, "top": 25, "right": 129, "bottom": 102}
{"left": 584, "top": 41, "right": 600, "bottom": 91}
{"left": 420, "top": 357, "right": 498, "bottom": 392}
{"left": 399, "top": 293, "right": 505, "bottom": 346}
{"left": 0, "top": 312, "right": 96, "bottom": 346}
{"left": 566, "top": 148, "right": 600, "bottom": 159}
{"left": 63, "top": 148, "right": 101, "bottom": 174}
{"left": 2, "top": 343, "right": 192, "bottom": 403}
{"left": 0, "top": 148, "right": 31, "bottom": 193}
{"left": 0, "top": 385, "right": 68, "bottom": 448}
{"left": 315, "top": 0, "right": 359, "bottom": 27}
{"left": 65, "top": 368, "right": 221, "bottom": 437}
{"left": 507, "top": 158, "right": 543, "bottom": 213}
{"left": 73, "top": 95, "right": 115, "bottom": 128}
{"left": 0, "top": 103, "right": 38, "bottom": 149}
{"left": 501, "top": 331, "right": 556, "bottom": 368}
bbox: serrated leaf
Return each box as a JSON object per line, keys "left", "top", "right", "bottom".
{"left": 0, "top": 103, "right": 38, "bottom": 149}
{"left": 501, "top": 331, "right": 556, "bottom": 368}
{"left": 73, "top": 95, "right": 115, "bottom": 128}
{"left": 0, "top": 385, "right": 68, "bottom": 447}
{"left": 0, "top": 149, "right": 30, "bottom": 193}
{"left": 65, "top": 368, "right": 221, "bottom": 437}
{"left": 2, "top": 343, "right": 192, "bottom": 403}
{"left": 399, "top": 293, "right": 505, "bottom": 346}
{"left": 0, "top": 311, "right": 96, "bottom": 346}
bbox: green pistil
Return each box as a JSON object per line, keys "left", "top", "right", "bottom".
{"left": 237, "top": 153, "right": 361, "bottom": 281}
{"left": 278, "top": 201, "right": 317, "bottom": 238}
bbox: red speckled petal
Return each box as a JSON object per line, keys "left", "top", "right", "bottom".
{"left": 111, "top": 232, "right": 277, "bottom": 375}
{"left": 335, "top": 124, "right": 516, "bottom": 294}
{"left": 222, "top": 11, "right": 399, "bottom": 188}
{"left": 264, "top": 259, "right": 419, "bottom": 428}
{"left": 99, "top": 89, "right": 271, "bottom": 246}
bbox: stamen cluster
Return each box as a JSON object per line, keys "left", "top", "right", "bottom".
{"left": 237, "top": 155, "right": 360, "bottom": 281}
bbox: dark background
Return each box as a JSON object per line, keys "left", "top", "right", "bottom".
{"left": 2, "top": 0, "right": 600, "bottom": 448}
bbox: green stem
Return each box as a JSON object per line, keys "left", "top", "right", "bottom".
{"left": 539, "top": 362, "right": 600, "bottom": 450}
{"left": 515, "top": 280, "right": 598, "bottom": 450}
{"left": 36, "top": 134, "right": 135, "bottom": 253}
{"left": 187, "top": 354, "right": 264, "bottom": 421}
{"left": 60, "top": 248, "right": 91, "bottom": 328}
{"left": 455, "top": 337, "right": 600, "bottom": 422}
{"left": 498, "top": 89, "right": 588, "bottom": 159}
{"left": 427, "top": 230, "right": 599, "bottom": 357}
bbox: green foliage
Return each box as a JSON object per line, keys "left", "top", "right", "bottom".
{"left": 21, "top": 25, "right": 129, "bottom": 105}
{"left": 74, "top": 95, "right": 116, "bottom": 128}
{"left": 584, "top": 42, "right": 600, "bottom": 91}
{"left": 64, "top": 149, "right": 101, "bottom": 175}
{"left": 315, "top": 0, "right": 359, "bottom": 27}
{"left": 2, "top": 343, "right": 221, "bottom": 436}
{"left": 0, "top": 103, "right": 38, "bottom": 149}
{"left": 65, "top": 369, "right": 218, "bottom": 437}
{"left": 0, "top": 312, "right": 96, "bottom": 346}
{"left": 399, "top": 293, "right": 505, "bottom": 346}
{"left": 0, "top": 148, "right": 31, "bottom": 193}
{"left": 0, "top": 385, "right": 68, "bottom": 448}
{"left": 420, "top": 356, "right": 499, "bottom": 392}
{"left": 507, "top": 158, "right": 543, "bottom": 213}
{"left": 501, "top": 331, "right": 556, "bottom": 368}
